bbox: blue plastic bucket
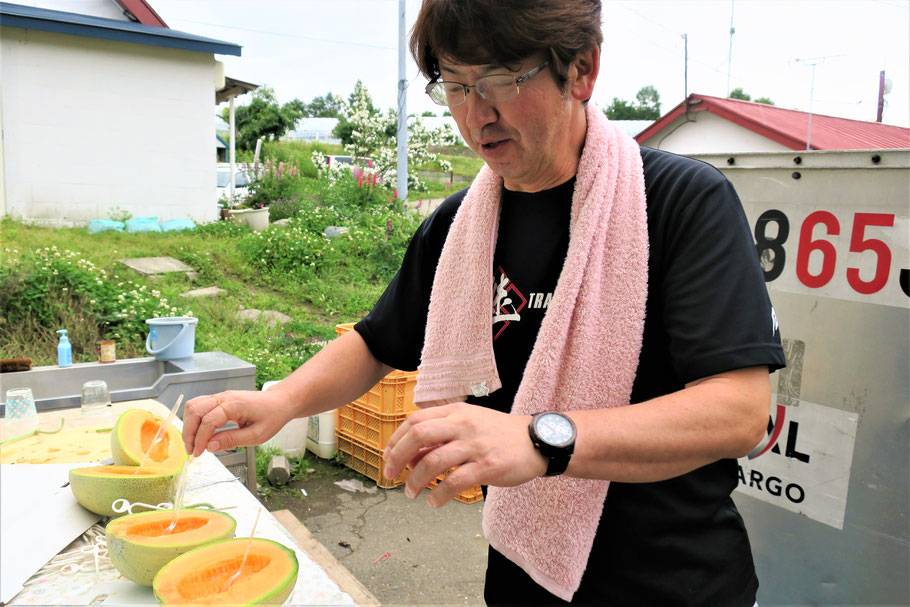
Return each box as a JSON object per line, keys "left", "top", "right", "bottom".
{"left": 145, "top": 317, "right": 198, "bottom": 360}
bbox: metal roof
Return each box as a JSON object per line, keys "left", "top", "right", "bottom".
{"left": 0, "top": 2, "right": 241, "bottom": 56}
{"left": 637, "top": 94, "right": 910, "bottom": 151}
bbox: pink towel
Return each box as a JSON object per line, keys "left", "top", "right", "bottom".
{"left": 414, "top": 103, "right": 648, "bottom": 601}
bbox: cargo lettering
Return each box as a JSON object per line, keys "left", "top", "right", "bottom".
{"left": 737, "top": 467, "right": 806, "bottom": 504}
{"left": 736, "top": 399, "right": 858, "bottom": 530}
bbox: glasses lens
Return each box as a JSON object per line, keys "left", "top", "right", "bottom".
{"left": 428, "top": 82, "right": 462, "bottom": 106}
{"left": 476, "top": 75, "right": 518, "bottom": 102}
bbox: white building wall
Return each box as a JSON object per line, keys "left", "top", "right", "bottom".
{"left": 15, "top": 0, "right": 127, "bottom": 21}
{"left": 642, "top": 111, "right": 791, "bottom": 155}
{"left": 1, "top": 27, "right": 218, "bottom": 226}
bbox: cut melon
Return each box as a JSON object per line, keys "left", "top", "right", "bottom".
{"left": 69, "top": 465, "right": 177, "bottom": 517}
{"left": 112, "top": 409, "right": 186, "bottom": 471}
{"left": 153, "top": 538, "right": 299, "bottom": 606}
{"left": 107, "top": 508, "right": 237, "bottom": 585}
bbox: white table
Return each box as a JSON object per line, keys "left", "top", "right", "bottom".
{"left": 1, "top": 399, "right": 378, "bottom": 606}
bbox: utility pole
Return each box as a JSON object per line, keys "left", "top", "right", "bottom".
{"left": 682, "top": 33, "right": 688, "bottom": 98}
{"left": 396, "top": 0, "right": 408, "bottom": 203}
{"left": 876, "top": 70, "right": 886, "bottom": 122}
{"left": 726, "top": 0, "right": 735, "bottom": 96}
{"left": 791, "top": 56, "right": 839, "bottom": 150}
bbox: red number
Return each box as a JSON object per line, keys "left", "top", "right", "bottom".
{"left": 847, "top": 213, "right": 894, "bottom": 294}
{"left": 796, "top": 211, "right": 839, "bottom": 288}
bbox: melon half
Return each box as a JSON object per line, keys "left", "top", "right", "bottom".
{"left": 112, "top": 409, "right": 186, "bottom": 471}
{"left": 153, "top": 538, "right": 299, "bottom": 606}
{"left": 106, "top": 508, "right": 237, "bottom": 585}
{"left": 69, "top": 465, "right": 177, "bottom": 517}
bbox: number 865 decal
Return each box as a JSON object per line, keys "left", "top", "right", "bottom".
{"left": 754, "top": 209, "right": 909, "bottom": 298}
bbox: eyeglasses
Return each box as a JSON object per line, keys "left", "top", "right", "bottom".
{"left": 425, "top": 61, "right": 550, "bottom": 107}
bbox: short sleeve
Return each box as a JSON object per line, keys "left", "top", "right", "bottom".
{"left": 354, "top": 191, "right": 465, "bottom": 371}
{"left": 646, "top": 155, "right": 785, "bottom": 383}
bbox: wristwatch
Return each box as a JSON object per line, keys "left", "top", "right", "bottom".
{"left": 528, "top": 412, "right": 577, "bottom": 477}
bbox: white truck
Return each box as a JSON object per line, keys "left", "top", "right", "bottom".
{"left": 691, "top": 148, "right": 909, "bottom": 605}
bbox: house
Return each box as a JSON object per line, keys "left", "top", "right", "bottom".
{"left": 635, "top": 93, "right": 910, "bottom": 154}
{"left": 0, "top": 1, "right": 242, "bottom": 226}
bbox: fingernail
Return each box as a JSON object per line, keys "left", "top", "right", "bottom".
{"left": 405, "top": 487, "right": 415, "bottom": 499}
{"left": 207, "top": 441, "right": 220, "bottom": 452}
{"left": 384, "top": 465, "right": 392, "bottom": 477}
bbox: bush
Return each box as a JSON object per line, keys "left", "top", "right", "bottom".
{"left": 0, "top": 246, "right": 192, "bottom": 359}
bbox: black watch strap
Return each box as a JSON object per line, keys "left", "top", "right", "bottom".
{"left": 543, "top": 452, "right": 572, "bottom": 477}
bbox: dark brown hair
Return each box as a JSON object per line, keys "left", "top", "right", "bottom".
{"left": 410, "top": 0, "right": 602, "bottom": 91}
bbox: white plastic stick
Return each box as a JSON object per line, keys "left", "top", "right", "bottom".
{"left": 135, "top": 395, "right": 183, "bottom": 474}
{"left": 223, "top": 508, "right": 262, "bottom": 593}
{"left": 165, "top": 454, "right": 195, "bottom": 533}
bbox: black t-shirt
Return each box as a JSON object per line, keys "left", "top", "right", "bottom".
{"left": 357, "top": 147, "right": 786, "bottom": 605}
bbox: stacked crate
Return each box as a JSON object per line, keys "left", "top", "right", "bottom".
{"left": 334, "top": 323, "right": 483, "bottom": 502}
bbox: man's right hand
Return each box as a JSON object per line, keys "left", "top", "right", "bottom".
{"left": 181, "top": 388, "right": 295, "bottom": 457}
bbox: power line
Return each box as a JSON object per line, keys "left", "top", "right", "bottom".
{"left": 168, "top": 18, "right": 397, "bottom": 51}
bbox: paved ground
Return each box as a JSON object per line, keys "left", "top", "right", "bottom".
{"left": 259, "top": 455, "right": 488, "bottom": 607}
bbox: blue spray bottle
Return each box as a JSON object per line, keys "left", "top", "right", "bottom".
{"left": 57, "top": 329, "right": 73, "bottom": 367}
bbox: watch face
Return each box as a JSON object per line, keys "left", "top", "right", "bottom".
{"left": 536, "top": 413, "right": 574, "bottom": 446}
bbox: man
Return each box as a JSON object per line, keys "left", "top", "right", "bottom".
{"left": 183, "top": 1, "right": 785, "bottom": 604}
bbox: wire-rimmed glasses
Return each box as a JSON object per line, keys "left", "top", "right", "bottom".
{"left": 425, "top": 61, "right": 550, "bottom": 107}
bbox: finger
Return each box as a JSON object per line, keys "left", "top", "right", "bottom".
{"left": 383, "top": 415, "right": 457, "bottom": 480}
{"left": 426, "top": 462, "right": 481, "bottom": 508}
{"left": 205, "top": 423, "right": 261, "bottom": 452}
{"left": 383, "top": 406, "right": 453, "bottom": 459}
{"left": 181, "top": 398, "right": 205, "bottom": 454}
{"left": 402, "top": 439, "right": 471, "bottom": 500}
{"left": 192, "top": 397, "right": 230, "bottom": 457}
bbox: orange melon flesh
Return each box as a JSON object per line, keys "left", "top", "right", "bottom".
{"left": 112, "top": 409, "right": 186, "bottom": 471}
{"left": 154, "top": 538, "right": 298, "bottom": 606}
{"left": 107, "top": 509, "right": 236, "bottom": 546}
{"left": 106, "top": 509, "right": 237, "bottom": 585}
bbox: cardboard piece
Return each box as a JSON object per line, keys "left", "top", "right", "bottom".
{"left": 0, "top": 464, "right": 101, "bottom": 604}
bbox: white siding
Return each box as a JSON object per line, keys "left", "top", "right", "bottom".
{"left": 15, "top": 1, "right": 127, "bottom": 21}
{"left": 1, "top": 27, "right": 218, "bottom": 226}
{"left": 642, "top": 111, "right": 791, "bottom": 154}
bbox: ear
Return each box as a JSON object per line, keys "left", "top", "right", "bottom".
{"left": 570, "top": 45, "right": 600, "bottom": 102}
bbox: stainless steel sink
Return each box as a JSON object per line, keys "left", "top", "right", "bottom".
{"left": 0, "top": 352, "right": 256, "bottom": 415}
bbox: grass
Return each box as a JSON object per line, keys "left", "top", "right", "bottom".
{"left": 0, "top": 203, "right": 417, "bottom": 387}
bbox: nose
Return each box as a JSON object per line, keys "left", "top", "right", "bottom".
{"left": 461, "top": 88, "right": 498, "bottom": 135}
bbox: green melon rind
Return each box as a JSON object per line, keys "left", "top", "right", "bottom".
{"left": 69, "top": 467, "right": 177, "bottom": 518}
{"left": 111, "top": 409, "right": 186, "bottom": 469}
{"left": 106, "top": 508, "right": 237, "bottom": 586}
{"left": 153, "top": 537, "right": 299, "bottom": 606}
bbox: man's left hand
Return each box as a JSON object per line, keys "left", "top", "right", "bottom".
{"left": 382, "top": 403, "right": 546, "bottom": 507}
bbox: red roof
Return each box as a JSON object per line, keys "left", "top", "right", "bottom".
{"left": 114, "top": 0, "right": 168, "bottom": 27}
{"left": 636, "top": 93, "right": 910, "bottom": 151}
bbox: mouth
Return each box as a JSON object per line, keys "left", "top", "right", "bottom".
{"left": 479, "top": 139, "right": 508, "bottom": 151}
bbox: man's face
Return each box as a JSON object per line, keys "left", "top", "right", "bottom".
{"left": 440, "top": 54, "right": 588, "bottom": 193}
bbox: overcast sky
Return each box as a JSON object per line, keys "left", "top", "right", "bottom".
{"left": 153, "top": 0, "right": 910, "bottom": 128}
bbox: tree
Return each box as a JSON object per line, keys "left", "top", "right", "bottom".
{"left": 302, "top": 92, "right": 344, "bottom": 118}
{"left": 222, "top": 86, "right": 305, "bottom": 151}
{"left": 729, "top": 88, "right": 774, "bottom": 105}
{"left": 421, "top": 110, "right": 437, "bottom": 117}
{"left": 315, "top": 81, "right": 453, "bottom": 192}
{"left": 604, "top": 85, "right": 662, "bottom": 120}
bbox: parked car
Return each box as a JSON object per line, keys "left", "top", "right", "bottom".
{"left": 323, "top": 155, "right": 373, "bottom": 169}
{"left": 216, "top": 164, "right": 251, "bottom": 203}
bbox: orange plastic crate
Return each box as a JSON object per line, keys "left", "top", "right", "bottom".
{"left": 335, "top": 323, "right": 419, "bottom": 415}
{"left": 430, "top": 468, "right": 484, "bottom": 504}
{"left": 337, "top": 402, "right": 408, "bottom": 452}
{"left": 335, "top": 431, "right": 409, "bottom": 489}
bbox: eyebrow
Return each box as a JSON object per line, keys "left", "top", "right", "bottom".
{"left": 439, "top": 62, "right": 506, "bottom": 78}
